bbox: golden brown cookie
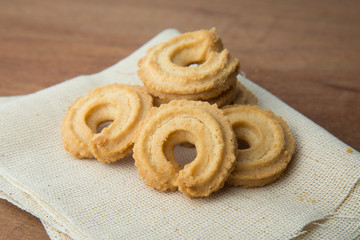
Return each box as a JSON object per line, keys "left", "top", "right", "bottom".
{"left": 61, "top": 83, "right": 153, "bottom": 163}
{"left": 133, "top": 100, "right": 237, "bottom": 198}
{"left": 205, "top": 81, "right": 238, "bottom": 107}
{"left": 152, "top": 80, "right": 257, "bottom": 108}
{"left": 152, "top": 81, "right": 238, "bottom": 108}
{"left": 222, "top": 105, "right": 295, "bottom": 187}
{"left": 138, "top": 28, "right": 240, "bottom": 100}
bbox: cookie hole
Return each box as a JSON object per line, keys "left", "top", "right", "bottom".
{"left": 171, "top": 45, "right": 207, "bottom": 67}
{"left": 174, "top": 143, "right": 197, "bottom": 168}
{"left": 96, "top": 120, "right": 113, "bottom": 133}
{"left": 187, "top": 63, "right": 199, "bottom": 68}
{"left": 237, "top": 138, "right": 250, "bottom": 150}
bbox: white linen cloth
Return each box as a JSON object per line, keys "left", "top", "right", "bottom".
{"left": 0, "top": 29, "right": 359, "bottom": 240}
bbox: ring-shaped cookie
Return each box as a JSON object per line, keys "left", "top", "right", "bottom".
{"left": 138, "top": 28, "right": 239, "bottom": 99}
{"left": 61, "top": 84, "right": 153, "bottom": 163}
{"left": 223, "top": 105, "right": 295, "bottom": 187}
{"left": 133, "top": 100, "right": 236, "bottom": 198}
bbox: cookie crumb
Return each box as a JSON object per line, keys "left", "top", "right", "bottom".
{"left": 346, "top": 148, "right": 353, "bottom": 154}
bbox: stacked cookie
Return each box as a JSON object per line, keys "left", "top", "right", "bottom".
{"left": 61, "top": 29, "right": 296, "bottom": 198}
{"left": 133, "top": 102, "right": 295, "bottom": 197}
{"left": 138, "top": 28, "right": 257, "bottom": 107}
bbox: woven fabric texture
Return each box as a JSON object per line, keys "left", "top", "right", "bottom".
{"left": 0, "top": 29, "right": 359, "bottom": 240}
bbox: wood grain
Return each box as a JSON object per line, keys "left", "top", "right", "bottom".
{"left": 0, "top": 0, "right": 359, "bottom": 239}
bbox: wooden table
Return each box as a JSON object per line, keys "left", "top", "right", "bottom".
{"left": 1, "top": 0, "right": 359, "bottom": 239}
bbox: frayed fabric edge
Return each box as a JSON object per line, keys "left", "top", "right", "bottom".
{"left": 290, "top": 177, "right": 360, "bottom": 239}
